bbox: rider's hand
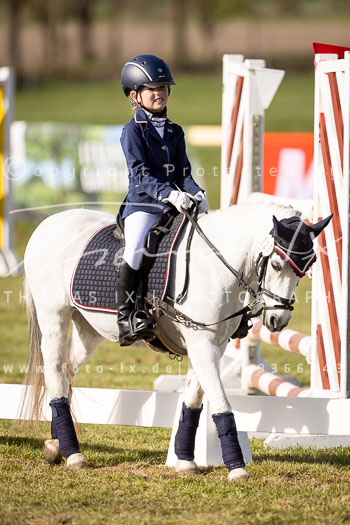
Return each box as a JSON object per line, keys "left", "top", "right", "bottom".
{"left": 194, "top": 191, "right": 209, "bottom": 214}
{"left": 163, "top": 190, "right": 191, "bottom": 213}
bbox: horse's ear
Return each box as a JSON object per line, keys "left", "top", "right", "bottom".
{"left": 272, "top": 215, "right": 295, "bottom": 242}
{"left": 308, "top": 214, "right": 333, "bottom": 238}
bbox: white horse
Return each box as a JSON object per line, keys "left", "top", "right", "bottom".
{"left": 22, "top": 201, "right": 330, "bottom": 481}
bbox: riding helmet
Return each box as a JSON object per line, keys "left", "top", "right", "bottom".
{"left": 121, "top": 54, "right": 175, "bottom": 96}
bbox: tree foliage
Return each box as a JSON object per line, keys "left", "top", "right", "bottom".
{"left": 4, "top": 0, "right": 350, "bottom": 79}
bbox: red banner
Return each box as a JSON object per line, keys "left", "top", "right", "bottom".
{"left": 263, "top": 132, "right": 314, "bottom": 198}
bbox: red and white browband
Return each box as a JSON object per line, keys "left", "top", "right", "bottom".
{"left": 273, "top": 244, "right": 316, "bottom": 276}
{"left": 259, "top": 234, "right": 316, "bottom": 277}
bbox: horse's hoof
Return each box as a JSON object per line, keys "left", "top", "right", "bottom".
{"left": 228, "top": 467, "right": 250, "bottom": 482}
{"left": 43, "top": 439, "right": 62, "bottom": 465}
{"left": 66, "top": 453, "right": 88, "bottom": 470}
{"left": 175, "top": 459, "right": 200, "bottom": 476}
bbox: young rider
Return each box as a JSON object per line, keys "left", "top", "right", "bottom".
{"left": 117, "top": 53, "right": 208, "bottom": 346}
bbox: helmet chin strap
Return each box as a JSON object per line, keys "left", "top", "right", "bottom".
{"left": 137, "top": 91, "right": 145, "bottom": 109}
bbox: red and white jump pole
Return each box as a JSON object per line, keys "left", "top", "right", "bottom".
{"left": 249, "top": 320, "right": 311, "bottom": 360}
{"left": 239, "top": 320, "right": 311, "bottom": 397}
{"left": 242, "top": 365, "right": 308, "bottom": 397}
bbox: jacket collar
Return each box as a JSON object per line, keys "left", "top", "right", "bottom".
{"left": 134, "top": 108, "right": 174, "bottom": 143}
{"left": 134, "top": 108, "right": 149, "bottom": 124}
{"left": 134, "top": 108, "right": 174, "bottom": 125}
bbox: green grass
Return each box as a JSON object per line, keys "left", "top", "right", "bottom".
{"left": 16, "top": 72, "right": 314, "bottom": 131}
{"left": 1, "top": 420, "right": 350, "bottom": 525}
{"left": 265, "top": 72, "right": 314, "bottom": 132}
{"left": 15, "top": 74, "right": 223, "bottom": 126}
{"left": 194, "top": 146, "right": 221, "bottom": 209}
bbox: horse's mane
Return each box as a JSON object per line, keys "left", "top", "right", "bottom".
{"left": 208, "top": 198, "right": 300, "bottom": 221}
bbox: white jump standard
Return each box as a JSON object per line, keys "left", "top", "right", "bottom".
{"left": 0, "top": 67, "right": 18, "bottom": 276}
{"left": 221, "top": 50, "right": 350, "bottom": 394}
{"left": 311, "top": 50, "right": 350, "bottom": 398}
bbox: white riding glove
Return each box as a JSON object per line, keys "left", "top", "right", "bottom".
{"left": 194, "top": 191, "right": 209, "bottom": 214}
{"left": 163, "top": 190, "right": 191, "bottom": 213}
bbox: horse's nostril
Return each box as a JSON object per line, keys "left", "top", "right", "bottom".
{"left": 270, "top": 316, "right": 278, "bottom": 331}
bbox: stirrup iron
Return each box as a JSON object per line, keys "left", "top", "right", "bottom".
{"left": 129, "top": 309, "right": 156, "bottom": 341}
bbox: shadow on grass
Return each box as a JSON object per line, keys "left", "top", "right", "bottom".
{"left": 0, "top": 434, "right": 44, "bottom": 450}
{"left": 0, "top": 434, "right": 167, "bottom": 468}
{"left": 81, "top": 441, "right": 167, "bottom": 468}
{"left": 255, "top": 449, "right": 350, "bottom": 466}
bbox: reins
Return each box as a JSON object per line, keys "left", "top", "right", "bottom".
{"left": 146, "top": 203, "right": 295, "bottom": 332}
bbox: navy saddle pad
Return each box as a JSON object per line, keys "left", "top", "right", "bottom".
{"left": 70, "top": 214, "right": 187, "bottom": 313}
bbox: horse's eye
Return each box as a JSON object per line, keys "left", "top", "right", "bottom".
{"left": 271, "top": 260, "right": 282, "bottom": 272}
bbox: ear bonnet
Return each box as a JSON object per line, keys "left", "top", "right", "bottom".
{"left": 270, "top": 215, "right": 333, "bottom": 276}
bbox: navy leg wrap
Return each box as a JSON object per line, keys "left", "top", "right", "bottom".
{"left": 49, "top": 397, "right": 80, "bottom": 458}
{"left": 212, "top": 411, "right": 245, "bottom": 471}
{"left": 51, "top": 418, "right": 58, "bottom": 440}
{"left": 175, "top": 402, "right": 203, "bottom": 461}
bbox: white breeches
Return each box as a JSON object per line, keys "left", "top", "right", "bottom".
{"left": 123, "top": 211, "right": 162, "bottom": 270}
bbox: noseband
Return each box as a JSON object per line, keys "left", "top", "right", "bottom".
{"left": 255, "top": 252, "right": 295, "bottom": 314}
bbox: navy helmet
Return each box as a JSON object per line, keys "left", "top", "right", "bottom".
{"left": 121, "top": 54, "right": 175, "bottom": 97}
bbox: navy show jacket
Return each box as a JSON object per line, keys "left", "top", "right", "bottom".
{"left": 120, "top": 108, "right": 203, "bottom": 218}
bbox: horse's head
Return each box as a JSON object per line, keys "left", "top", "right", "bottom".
{"left": 257, "top": 213, "right": 332, "bottom": 332}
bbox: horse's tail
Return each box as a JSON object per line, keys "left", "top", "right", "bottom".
{"left": 19, "top": 277, "right": 46, "bottom": 426}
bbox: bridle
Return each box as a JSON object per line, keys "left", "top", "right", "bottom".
{"left": 147, "top": 203, "right": 296, "bottom": 331}
{"left": 181, "top": 207, "right": 296, "bottom": 319}
{"left": 254, "top": 251, "right": 295, "bottom": 314}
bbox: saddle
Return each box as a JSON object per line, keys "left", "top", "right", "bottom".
{"left": 115, "top": 206, "right": 180, "bottom": 276}
{"left": 70, "top": 208, "right": 189, "bottom": 353}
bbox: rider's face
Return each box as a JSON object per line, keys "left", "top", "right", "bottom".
{"left": 131, "top": 85, "right": 169, "bottom": 113}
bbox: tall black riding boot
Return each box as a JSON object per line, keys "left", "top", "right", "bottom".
{"left": 116, "top": 258, "right": 139, "bottom": 346}
{"left": 116, "top": 258, "right": 155, "bottom": 346}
